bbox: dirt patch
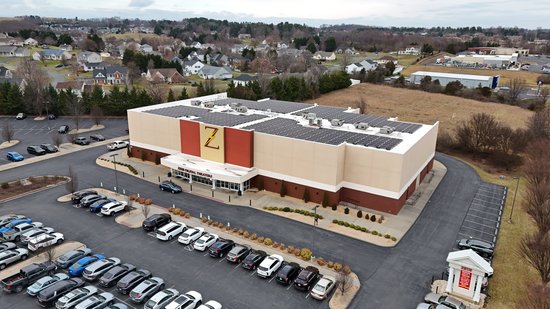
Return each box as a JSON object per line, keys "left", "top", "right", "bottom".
{"left": 329, "top": 272, "right": 361, "bottom": 309}
{"left": 0, "top": 176, "right": 69, "bottom": 201}
{"left": 0, "top": 140, "right": 19, "bottom": 149}
{"left": 328, "top": 223, "right": 395, "bottom": 247}
{"left": 69, "top": 124, "right": 105, "bottom": 134}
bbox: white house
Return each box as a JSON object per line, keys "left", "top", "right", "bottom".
{"left": 398, "top": 46, "right": 421, "bottom": 55}
{"left": 189, "top": 41, "right": 202, "bottom": 49}
{"left": 277, "top": 42, "right": 289, "bottom": 49}
{"left": 140, "top": 44, "right": 153, "bottom": 53}
{"left": 32, "top": 49, "right": 72, "bottom": 61}
{"left": 312, "top": 51, "right": 336, "bottom": 61}
{"left": 77, "top": 51, "right": 102, "bottom": 64}
{"left": 199, "top": 65, "right": 232, "bottom": 80}
{"left": 231, "top": 44, "right": 249, "bottom": 54}
{"left": 55, "top": 81, "right": 85, "bottom": 97}
{"left": 446, "top": 250, "right": 493, "bottom": 303}
{"left": 82, "top": 62, "right": 106, "bottom": 72}
{"left": 59, "top": 44, "right": 73, "bottom": 51}
{"left": 345, "top": 59, "right": 377, "bottom": 74}
{"left": 23, "top": 38, "right": 38, "bottom": 46}
{"left": 232, "top": 74, "right": 258, "bottom": 87}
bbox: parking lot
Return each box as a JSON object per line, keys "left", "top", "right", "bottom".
{"left": 0, "top": 117, "right": 128, "bottom": 165}
{"left": 0, "top": 187, "right": 331, "bottom": 309}
{"left": 454, "top": 183, "right": 507, "bottom": 257}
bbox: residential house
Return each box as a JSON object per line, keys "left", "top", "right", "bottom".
{"left": 59, "top": 44, "right": 73, "bottom": 51}
{"left": 93, "top": 65, "right": 128, "bottom": 85}
{"left": 183, "top": 60, "right": 205, "bottom": 75}
{"left": 55, "top": 81, "right": 85, "bottom": 97}
{"left": 189, "top": 41, "right": 202, "bottom": 49}
{"left": 277, "top": 48, "right": 301, "bottom": 58}
{"left": 0, "top": 66, "right": 12, "bottom": 79}
{"left": 231, "top": 44, "right": 249, "bottom": 54}
{"left": 232, "top": 74, "right": 257, "bottom": 87}
{"left": 345, "top": 59, "right": 377, "bottom": 74}
{"left": 336, "top": 45, "right": 355, "bottom": 54}
{"left": 198, "top": 65, "right": 233, "bottom": 80}
{"left": 82, "top": 62, "right": 106, "bottom": 72}
{"left": 255, "top": 44, "right": 270, "bottom": 51}
{"left": 375, "top": 55, "right": 398, "bottom": 65}
{"left": 23, "top": 38, "right": 38, "bottom": 46}
{"left": 14, "top": 47, "right": 30, "bottom": 57}
{"left": 32, "top": 49, "right": 72, "bottom": 61}
{"left": 238, "top": 34, "right": 251, "bottom": 40}
{"left": 0, "top": 37, "right": 23, "bottom": 46}
{"left": 187, "top": 51, "right": 207, "bottom": 62}
{"left": 208, "top": 53, "right": 229, "bottom": 66}
{"left": 140, "top": 44, "right": 153, "bottom": 53}
{"left": 201, "top": 43, "right": 216, "bottom": 51}
{"left": 398, "top": 46, "right": 421, "bottom": 55}
{"left": 145, "top": 68, "right": 186, "bottom": 83}
{"left": 277, "top": 42, "right": 289, "bottom": 49}
{"left": 77, "top": 51, "right": 102, "bottom": 64}
{"left": 312, "top": 51, "right": 336, "bottom": 61}
{"left": 0, "top": 46, "right": 17, "bottom": 57}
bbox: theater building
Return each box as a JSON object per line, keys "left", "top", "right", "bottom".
{"left": 127, "top": 93, "right": 438, "bottom": 214}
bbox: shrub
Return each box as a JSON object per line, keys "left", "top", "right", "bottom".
{"left": 168, "top": 208, "right": 174, "bottom": 213}
{"left": 327, "top": 261, "right": 334, "bottom": 268}
{"left": 361, "top": 227, "right": 367, "bottom": 232}
{"left": 370, "top": 215, "right": 377, "bottom": 222}
{"left": 333, "top": 263, "right": 343, "bottom": 272}
{"left": 384, "top": 234, "right": 391, "bottom": 239}
{"left": 137, "top": 197, "right": 145, "bottom": 204}
{"left": 293, "top": 248, "right": 301, "bottom": 256}
{"left": 331, "top": 204, "right": 337, "bottom": 211}
{"left": 232, "top": 227, "right": 238, "bottom": 233}
{"left": 287, "top": 245, "right": 294, "bottom": 254}
{"left": 201, "top": 217, "right": 208, "bottom": 223}
{"left": 344, "top": 207, "right": 350, "bottom": 215}
{"left": 263, "top": 238, "right": 273, "bottom": 246}
{"left": 179, "top": 211, "right": 186, "bottom": 217}
{"left": 250, "top": 233, "right": 257, "bottom": 240}
{"left": 262, "top": 206, "right": 268, "bottom": 210}
{"left": 272, "top": 242, "right": 279, "bottom": 248}
{"left": 357, "top": 210, "right": 363, "bottom": 218}
{"left": 144, "top": 198, "right": 152, "bottom": 205}
{"left": 316, "top": 258, "right": 326, "bottom": 266}
{"left": 338, "top": 220, "right": 345, "bottom": 225}
{"left": 129, "top": 194, "right": 137, "bottom": 201}
{"left": 332, "top": 219, "right": 338, "bottom": 224}
{"left": 283, "top": 207, "right": 291, "bottom": 212}
{"left": 225, "top": 225, "right": 231, "bottom": 231}
{"left": 243, "top": 231, "right": 250, "bottom": 238}
{"left": 257, "top": 236, "right": 265, "bottom": 243}
{"left": 300, "top": 248, "right": 312, "bottom": 261}
{"left": 185, "top": 213, "right": 191, "bottom": 218}
{"left": 344, "top": 222, "right": 350, "bottom": 227}
{"left": 391, "top": 236, "right": 397, "bottom": 241}
{"left": 173, "top": 208, "right": 181, "bottom": 215}
{"left": 378, "top": 217, "right": 383, "bottom": 223}
{"left": 371, "top": 230, "right": 379, "bottom": 236}
{"left": 238, "top": 229, "right": 244, "bottom": 235}
{"left": 279, "top": 244, "right": 286, "bottom": 251}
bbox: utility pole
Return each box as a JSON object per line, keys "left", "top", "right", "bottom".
{"left": 110, "top": 153, "right": 119, "bottom": 193}
{"left": 508, "top": 176, "right": 520, "bottom": 224}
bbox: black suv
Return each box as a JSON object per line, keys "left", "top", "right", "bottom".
{"left": 71, "top": 190, "right": 98, "bottom": 205}
{"left": 58, "top": 125, "right": 69, "bottom": 134}
{"left": 208, "top": 239, "right": 235, "bottom": 258}
{"left": 27, "top": 145, "right": 46, "bottom": 156}
{"left": 99, "top": 263, "right": 136, "bottom": 288}
{"left": 116, "top": 269, "right": 152, "bottom": 295}
{"left": 294, "top": 266, "right": 320, "bottom": 291}
{"left": 226, "top": 245, "right": 251, "bottom": 263}
{"left": 90, "top": 134, "right": 105, "bottom": 141}
{"left": 37, "top": 278, "right": 84, "bottom": 307}
{"left": 457, "top": 238, "right": 494, "bottom": 258}
{"left": 40, "top": 144, "right": 58, "bottom": 153}
{"left": 80, "top": 195, "right": 107, "bottom": 208}
{"left": 142, "top": 214, "right": 171, "bottom": 232}
{"left": 276, "top": 263, "right": 302, "bottom": 285}
{"left": 241, "top": 250, "right": 267, "bottom": 270}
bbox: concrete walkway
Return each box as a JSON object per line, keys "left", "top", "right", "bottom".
{"left": 97, "top": 150, "right": 447, "bottom": 247}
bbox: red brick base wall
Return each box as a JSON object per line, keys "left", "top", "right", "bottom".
{"left": 130, "top": 146, "right": 169, "bottom": 164}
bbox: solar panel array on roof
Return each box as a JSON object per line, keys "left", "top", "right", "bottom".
{"left": 242, "top": 118, "right": 403, "bottom": 150}
{"left": 213, "top": 98, "right": 312, "bottom": 114}
{"left": 144, "top": 105, "right": 267, "bottom": 127}
{"left": 292, "top": 106, "right": 421, "bottom": 134}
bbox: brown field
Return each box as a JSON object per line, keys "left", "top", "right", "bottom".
{"left": 402, "top": 65, "right": 542, "bottom": 87}
{"left": 307, "top": 83, "right": 533, "bottom": 133}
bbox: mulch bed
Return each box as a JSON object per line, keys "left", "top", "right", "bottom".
{"left": 0, "top": 176, "right": 67, "bottom": 201}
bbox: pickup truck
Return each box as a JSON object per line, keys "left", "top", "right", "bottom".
{"left": 107, "top": 141, "right": 129, "bottom": 151}
{"left": 1, "top": 261, "right": 57, "bottom": 293}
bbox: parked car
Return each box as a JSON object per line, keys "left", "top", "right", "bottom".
{"left": 58, "top": 125, "right": 69, "bottom": 134}
{"left": 193, "top": 233, "right": 219, "bottom": 252}
{"left": 27, "top": 273, "right": 69, "bottom": 296}
{"left": 0, "top": 214, "right": 26, "bottom": 228}
{"left": 40, "top": 144, "right": 59, "bottom": 153}
{"left": 294, "top": 266, "right": 320, "bottom": 291}
{"left": 164, "top": 291, "right": 202, "bottom": 309}
{"left": 156, "top": 222, "right": 186, "bottom": 241}
{"left": 6, "top": 151, "right": 24, "bottom": 162}
{"left": 241, "top": 250, "right": 267, "bottom": 270}
{"left": 309, "top": 275, "right": 336, "bottom": 300}
{"left": 107, "top": 304, "right": 128, "bottom": 309}
{"left": 101, "top": 201, "right": 128, "bottom": 216}
{"left": 74, "top": 292, "right": 114, "bottom": 309}
{"left": 0, "top": 248, "right": 29, "bottom": 270}
{"left": 47, "top": 113, "right": 56, "bottom": 120}
{"left": 89, "top": 198, "right": 116, "bottom": 213}
{"left": 116, "top": 269, "right": 152, "bottom": 295}
{"left": 68, "top": 254, "right": 106, "bottom": 277}
{"left": 107, "top": 140, "right": 129, "bottom": 151}
{"left": 257, "top": 254, "right": 283, "bottom": 278}
{"left": 74, "top": 136, "right": 90, "bottom": 145}
{"left": 55, "top": 248, "right": 92, "bottom": 269}
{"left": 416, "top": 303, "right": 436, "bottom": 309}
{"left": 424, "top": 293, "right": 466, "bottom": 309}
{"left": 0, "top": 261, "right": 56, "bottom": 293}
{"left": 28, "top": 232, "right": 64, "bottom": 251}
{"left": 0, "top": 218, "right": 32, "bottom": 234}
{"left": 82, "top": 257, "right": 121, "bottom": 281}
{"left": 226, "top": 244, "right": 251, "bottom": 263}
{"left": 37, "top": 278, "right": 85, "bottom": 307}
{"left": 21, "top": 227, "right": 55, "bottom": 244}
{"left": 27, "top": 145, "right": 47, "bottom": 156}
{"left": 98, "top": 263, "right": 136, "bottom": 288}
{"left": 90, "top": 134, "right": 105, "bottom": 141}
{"left": 457, "top": 238, "right": 494, "bottom": 258}
{"left": 71, "top": 190, "right": 98, "bottom": 205}
{"left": 16, "top": 112, "right": 26, "bottom": 120}
{"left": 144, "top": 288, "right": 179, "bottom": 309}
{"left": 55, "top": 285, "right": 99, "bottom": 309}
{"left": 142, "top": 214, "right": 171, "bottom": 232}
{"left": 0, "top": 242, "right": 17, "bottom": 254}
{"left": 159, "top": 181, "right": 182, "bottom": 193}
{"left": 2, "top": 222, "right": 44, "bottom": 242}
{"left": 208, "top": 239, "right": 234, "bottom": 258}
{"left": 80, "top": 194, "right": 107, "bottom": 208}
{"left": 197, "top": 300, "right": 222, "bottom": 309}
{"left": 275, "top": 262, "right": 301, "bottom": 285}
{"left": 129, "top": 277, "right": 165, "bottom": 303}
{"left": 177, "top": 227, "right": 204, "bottom": 245}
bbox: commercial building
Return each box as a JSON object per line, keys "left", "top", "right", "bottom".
{"left": 127, "top": 94, "right": 438, "bottom": 214}
{"left": 410, "top": 71, "right": 500, "bottom": 89}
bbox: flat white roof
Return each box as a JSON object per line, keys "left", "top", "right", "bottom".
{"left": 411, "top": 71, "right": 494, "bottom": 81}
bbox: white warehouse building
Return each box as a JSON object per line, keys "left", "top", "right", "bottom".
{"left": 409, "top": 71, "right": 500, "bottom": 89}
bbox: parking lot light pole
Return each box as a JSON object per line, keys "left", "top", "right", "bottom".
{"left": 312, "top": 205, "right": 319, "bottom": 227}
{"left": 508, "top": 176, "right": 520, "bottom": 224}
{"left": 110, "top": 153, "right": 119, "bottom": 193}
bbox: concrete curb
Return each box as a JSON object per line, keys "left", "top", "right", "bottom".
{"left": 0, "top": 176, "right": 70, "bottom": 204}
{"left": 0, "top": 140, "right": 20, "bottom": 150}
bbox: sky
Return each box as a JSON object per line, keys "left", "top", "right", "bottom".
{"left": 1, "top": 0, "right": 548, "bottom": 28}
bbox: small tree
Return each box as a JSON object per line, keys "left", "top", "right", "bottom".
{"left": 1, "top": 121, "right": 14, "bottom": 143}
{"left": 279, "top": 180, "right": 287, "bottom": 197}
{"left": 256, "top": 177, "right": 264, "bottom": 191}
{"left": 167, "top": 89, "right": 175, "bottom": 102}
{"left": 520, "top": 231, "right": 550, "bottom": 285}
{"left": 65, "top": 165, "right": 78, "bottom": 194}
{"left": 337, "top": 264, "right": 353, "bottom": 296}
{"left": 303, "top": 188, "right": 310, "bottom": 203}
{"left": 322, "top": 192, "right": 329, "bottom": 207}
{"left": 141, "top": 204, "right": 151, "bottom": 219}
{"left": 356, "top": 97, "right": 367, "bottom": 114}
{"left": 515, "top": 283, "right": 550, "bottom": 309}
{"left": 51, "top": 134, "right": 63, "bottom": 147}
{"left": 179, "top": 88, "right": 189, "bottom": 100}
{"left": 44, "top": 247, "right": 56, "bottom": 262}
{"left": 90, "top": 105, "right": 104, "bottom": 126}
{"left": 357, "top": 210, "right": 363, "bottom": 218}
{"left": 508, "top": 78, "right": 527, "bottom": 104}
{"left": 67, "top": 133, "right": 76, "bottom": 144}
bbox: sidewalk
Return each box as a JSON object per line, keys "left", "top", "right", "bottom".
{"left": 97, "top": 150, "right": 446, "bottom": 247}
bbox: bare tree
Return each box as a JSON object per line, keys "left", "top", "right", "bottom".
{"left": 515, "top": 283, "right": 550, "bottom": 309}
{"left": 90, "top": 105, "right": 105, "bottom": 126}
{"left": 65, "top": 165, "right": 78, "bottom": 194}
{"left": 519, "top": 231, "right": 550, "bottom": 285}
{"left": 356, "top": 97, "right": 367, "bottom": 114}
{"left": 337, "top": 265, "right": 353, "bottom": 296}
{"left": 1, "top": 121, "right": 14, "bottom": 142}
{"left": 15, "top": 58, "right": 50, "bottom": 115}
{"left": 51, "top": 134, "right": 63, "bottom": 147}
{"left": 508, "top": 78, "right": 527, "bottom": 104}
{"left": 523, "top": 139, "right": 550, "bottom": 186}
{"left": 528, "top": 107, "right": 550, "bottom": 140}
{"left": 538, "top": 87, "right": 549, "bottom": 106}
{"left": 44, "top": 247, "right": 56, "bottom": 262}
{"left": 455, "top": 113, "right": 500, "bottom": 153}
{"left": 146, "top": 82, "right": 166, "bottom": 104}
{"left": 66, "top": 133, "right": 76, "bottom": 144}
{"left": 341, "top": 52, "right": 351, "bottom": 71}
{"left": 126, "top": 61, "right": 141, "bottom": 85}
{"left": 523, "top": 183, "right": 550, "bottom": 235}
{"left": 141, "top": 204, "right": 151, "bottom": 219}
{"left": 68, "top": 93, "right": 83, "bottom": 131}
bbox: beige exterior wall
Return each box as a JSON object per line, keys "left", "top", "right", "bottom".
{"left": 400, "top": 122, "right": 439, "bottom": 188}
{"left": 128, "top": 110, "right": 181, "bottom": 153}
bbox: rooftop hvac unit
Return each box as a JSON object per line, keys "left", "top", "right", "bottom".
{"left": 308, "top": 118, "right": 316, "bottom": 126}
{"left": 354, "top": 122, "right": 369, "bottom": 130}
{"left": 236, "top": 106, "right": 248, "bottom": 113}
{"left": 306, "top": 113, "right": 317, "bottom": 120}
{"left": 316, "top": 118, "right": 323, "bottom": 126}
{"left": 230, "top": 102, "right": 241, "bottom": 109}
{"left": 190, "top": 100, "right": 201, "bottom": 106}
{"left": 203, "top": 102, "right": 215, "bottom": 108}
{"left": 380, "top": 126, "right": 395, "bottom": 134}
{"left": 331, "top": 119, "right": 343, "bottom": 126}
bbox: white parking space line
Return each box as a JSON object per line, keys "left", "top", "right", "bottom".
{"left": 170, "top": 239, "right": 179, "bottom": 244}
{"left": 218, "top": 258, "right": 225, "bottom": 263}
{"left": 249, "top": 270, "right": 257, "bottom": 276}
{"left": 23, "top": 130, "right": 33, "bottom": 135}
{"left": 460, "top": 226, "right": 496, "bottom": 238}
{"left": 464, "top": 219, "right": 498, "bottom": 230}
{"left": 466, "top": 212, "right": 499, "bottom": 223}
{"left": 469, "top": 206, "right": 501, "bottom": 217}
{"left": 472, "top": 198, "right": 502, "bottom": 208}
{"left": 233, "top": 263, "right": 241, "bottom": 270}
{"left": 269, "top": 276, "right": 276, "bottom": 283}
{"left": 305, "top": 293, "right": 310, "bottom": 299}
{"left": 203, "top": 252, "right": 209, "bottom": 256}
{"left": 287, "top": 281, "right": 294, "bottom": 290}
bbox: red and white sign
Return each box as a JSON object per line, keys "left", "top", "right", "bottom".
{"left": 458, "top": 267, "right": 472, "bottom": 289}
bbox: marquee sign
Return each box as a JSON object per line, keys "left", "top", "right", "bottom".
{"left": 177, "top": 167, "right": 212, "bottom": 179}
{"left": 458, "top": 267, "right": 472, "bottom": 289}
{"left": 199, "top": 124, "right": 225, "bottom": 163}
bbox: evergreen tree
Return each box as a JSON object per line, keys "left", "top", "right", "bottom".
{"left": 306, "top": 42, "right": 317, "bottom": 53}
{"left": 167, "top": 89, "right": 175, "bottom": 102}
{"left": 324, "top": 37, "right": 337, "bottom": 52}
{"left": 179, "top": 87, "right": 189, "bottom": 100}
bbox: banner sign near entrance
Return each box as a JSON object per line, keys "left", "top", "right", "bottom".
{"left": 458, "top": 267, "right": 472, "bottom": 289}
{"left": 200, "top": 124, "right": 225, "bottom": 163}
{"left": 177, "top": 167, "right": 212, "bottom": 179}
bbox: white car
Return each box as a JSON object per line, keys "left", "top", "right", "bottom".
{"left": 21, "top": 227, "right": 54, "bottom": 244}
{"left": 197, "top": 300, "right": 222, "bottom": 309}
{"left": 100, "top": 201, "right": 127, "bottom": 216}
{"left": 28, "top": 232, "right": 64, "bottom": 251}
{"left": 256, "top": 254, "right": 284, "bottom": 278}
{"left": 165, "top": 291, "right": 202, "bottom": 309}
{"left": 193, "top": 233, "right": 218, "bottom": 251}
{"left": 156, "top": 222, "right": 186, "bottom": 241}
{"left": 310, "top": 275, "right": 336, "bottom": 300}
{"left": 144, "top": 288, "right": 180, "bottom": 309}
{"left": 107, "top": 140, "right": 129, "bottom": 150}
{"left": 178, "top": 227, "right": 204, "bottom": 245}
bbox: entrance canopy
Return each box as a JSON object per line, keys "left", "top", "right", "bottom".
{"left": 161, "top": 153, "right": 258, "bottom": 183}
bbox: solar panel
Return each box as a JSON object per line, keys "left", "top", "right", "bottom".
{"left": 144, "top": 105, "right": 267, "bottom": 127}
{"left": 214, "top": 98, "right": 312, "bottom": 114}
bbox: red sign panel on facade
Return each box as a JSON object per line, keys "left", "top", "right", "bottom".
{"left": 458, "top": 267, "right": 472, "bottom": 289}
